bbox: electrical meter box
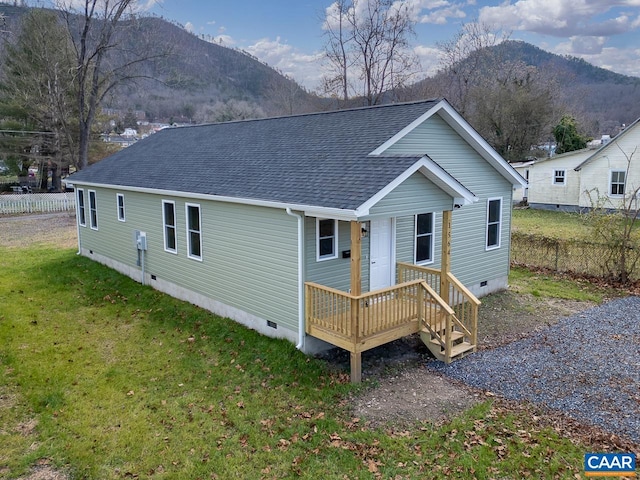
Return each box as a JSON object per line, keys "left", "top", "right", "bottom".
{"left": 134, "top": 230, "right": 147, "bottom": 251}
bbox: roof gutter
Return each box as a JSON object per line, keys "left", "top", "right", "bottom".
{"left": 68, "top": 180, "right": 359, "bottom": 221}
{"left": 286, "top": 208, "right": 305, "bottom": 351}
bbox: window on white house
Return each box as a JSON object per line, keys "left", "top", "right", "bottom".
{"left": 162, "top": 200, "right": 177, "bottom": 253}
{"left": 553, "top": 170, "right": 566, "bottom": 185}
{"left": 610, "top": 170, "right": 626, "bottom": 195}
{"left": 89, "top": 190, "right": 98, "bottom": 230}
{"left": 117, "top": 193, "right": 125, "bottom": 222}
{"left": 486, "top": 198, "right": 502, "bottom": 250}
{"left": 186, "top": 203, "right": 202, "bottom": 260}
{"left": 415, "top": 213, "right": 434, "bottom": 264}
{"left": 317, "top": 218, "right": 337, "bottom": 261}
{"left": 77, "top": 188, "right": 86, "bottom": 227}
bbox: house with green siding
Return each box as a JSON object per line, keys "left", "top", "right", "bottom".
{"left": 70, "top": 99, "right": 526, "bottom": 380}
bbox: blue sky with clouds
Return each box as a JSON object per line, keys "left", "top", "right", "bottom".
{"left": 66, "top": 1, "right": 640, "bottom": 90}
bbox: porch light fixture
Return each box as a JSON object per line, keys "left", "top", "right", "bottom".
{"left": 360, "top": 222, "right": 369, "bottom": 238}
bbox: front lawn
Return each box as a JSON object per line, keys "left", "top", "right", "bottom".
{"left": 0, "top": 245, "right": 597, "bottom": 478}
{"left": 512, "top": 208, "right": 591, "bottom": 240}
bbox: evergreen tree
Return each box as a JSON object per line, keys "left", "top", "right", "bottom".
{"left": 553, "top": 115, "right": 590, "bottom": 155}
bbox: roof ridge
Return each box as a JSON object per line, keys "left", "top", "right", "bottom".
{"left": 172, "top": 98, "right": 443, "bottom": 131}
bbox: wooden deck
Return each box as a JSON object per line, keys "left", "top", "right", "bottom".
{"left": 305, "top": 263, "right": 480, "bottom": 382}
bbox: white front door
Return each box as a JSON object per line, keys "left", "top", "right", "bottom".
{"left": 369, "top": 218, "right": 393, "bottom": 291}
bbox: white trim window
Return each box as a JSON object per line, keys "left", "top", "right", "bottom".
{"left": 116, "top": 193, "right": 126, "bottom": 222}
{"left": 610, "top": 170, "right": 626, "bottom": 196}
{"left": 486, "top": 197, "right": 502, "bottom": 250}
{"left": 553, "top": 169, "right": 566, "bottom": 185}
{"left": 162, "top": 200, "right": 177, "bottom": 253}
{"left": 88, "top": 190, "right": 98, "bottom": 230}
{"left": 77, "top": 188, "right": 86, "bottom": 227}
{"left": 317, "top": 218, "right": 338, "bottom": 261}
{"left": 414, "top": 213, "right": 434, "bottom": 264}
{"left": 186, "top": 203, "right": 202, "bottom": 261}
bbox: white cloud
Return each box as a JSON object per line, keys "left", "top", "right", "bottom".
{"left": 414, "top": 44, "right": 442, "bottom": 75}
{"left": 184, "top": 21, "right": 194, "bottom": 33}
{"left": 419, "top": 5, "right": 466, "bottom": 24}
{"left": 213, "top": 34, "right": 236, "bottom": 46}
{"left": 568, "top": 35, "right": 607, "bottom": 55}
{"left": 479, "top": 0, "right": 640, "bottom": 37}
{"left": 245, "top": 37, "right": 325, "bottom": 90}
{"left": 324, "top": 0, "right": 472, "bottom": 30}
{"left": 552, "top": 41, "right": 640, "bottom": 77}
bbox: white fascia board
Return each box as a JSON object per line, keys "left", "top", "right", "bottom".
{"left": 370, "top": 99, "right": 527, "bottom": 188}
{"left": 355, "top": 157, "right": 477, "bottom": 216}
{"left": 68, "top": 181, "right": 359, "bottom": 220}
{"left": 417, "top": 159, "right": 478, "bottom": 205}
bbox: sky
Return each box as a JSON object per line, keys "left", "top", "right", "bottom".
{"left": 63, "top": 0, "right": 640, "bottom": 90}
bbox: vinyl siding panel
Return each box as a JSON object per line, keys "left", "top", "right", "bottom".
{"left": 578, "top": 128, "right": 640, "bottom": 209}
{"left": 366, "top": 172, "right": 453, "bottom": 218}
{"left": 78, "top": 187, "right": 300, "bottom": 332}
{"left": 524, "top": 151, "right": 589, "bottom": 207}
{"left": 384, "top": 113, "right": 513, "bottom": 291}
{"left": 304, "top": 218, "right": 370, "bottom": 293}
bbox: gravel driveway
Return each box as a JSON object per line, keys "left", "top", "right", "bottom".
{"left": 430, "top": 296, "right": 640, "bottom": 443}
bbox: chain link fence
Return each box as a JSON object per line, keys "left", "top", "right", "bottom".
{"left": 511, "top": 231, "right": 640, "bottom": 282}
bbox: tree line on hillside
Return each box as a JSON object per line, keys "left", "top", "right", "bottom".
{"left": 0, "top": 0, "right": 638, "bottom": 191}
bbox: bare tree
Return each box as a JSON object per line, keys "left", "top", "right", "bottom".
{"left": 321, "top": 0, "right": 419, "bottom": 106}
{"left": 322, "top": 0, "right": 351, "bottom": 104}
{"left": 470, "top": 62, "right": 560, "bottom": 162}
{"left": 436, "top": 20, "right": 510, "bottom": 116}
{"left": 55, "top": 0, "right": 166, "bottom": 169}
{"left": 585, "top": 145, "right": 640, "bottom": 284}
{"left": 0, "top": 9, "right": 78, "bottom": 189}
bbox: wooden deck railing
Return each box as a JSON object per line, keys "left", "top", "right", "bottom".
{"left": 305, "top": 279, "right": 424, "bottom": 353}
{"left": 397, "top": 262, "right": 480, "bottom": 347}
{"left": 306, "top": 264, "right": 480, "bottom": 381}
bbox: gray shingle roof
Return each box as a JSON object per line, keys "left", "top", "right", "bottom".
{"left": 71, "top": 99, "right": 442, "bottom": 210}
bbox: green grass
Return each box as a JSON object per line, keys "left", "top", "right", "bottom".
{"left": 0, "top": 246, "right": 596, "bottom": 478}
{"left": 508, "top": 267, "right": 619, "bottom": 302}
{"left": 512, "top": 208, "right": 592, "bottom": 240}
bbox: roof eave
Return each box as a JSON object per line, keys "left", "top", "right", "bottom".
{"left": 68, "top": 181, "right": 360, "bottom": 220}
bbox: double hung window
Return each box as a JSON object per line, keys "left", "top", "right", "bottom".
{"left": 186, "top": 203, "right": 202, "bottom": 260}
{"left": 486, "top": 198, "right": 502, "bottom": 250}
{"left": 162, "top": 200, "right": 177, "bottom": 253}
{"left": 89, "top": 190, "right": 98, "bottom": 230}
{"left": 317, "top": 218, "right": 337, "bottom": 261}
{"left": 415, "top": 213, "right": 434, "bottom": 264}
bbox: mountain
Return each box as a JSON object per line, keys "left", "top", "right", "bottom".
{"left": 417, "top": 40, "right": 640, "bottom": 136}
{"left": 109, "top": 15, "right": 323, "bottom": 121}
{"left": 492, "top": 41, "right": 640, "bottom": 134}
{"left": 0, "top": 3, "right": 320, "bottom": 123}
{"left": 2, "top": 3, "right": 639, "bottom": 134}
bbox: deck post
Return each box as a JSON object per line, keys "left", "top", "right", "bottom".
{"left": 350, "top": 221, "right": 362, "bottom": 296}
{"left": 350, "top": 351, "right": 362, "bottom": 383}
{"left": 350, "top": 221, "right": 362, "bottom": 383}
{"left": 440, "top": 210, "right": 451, "bottom": 302}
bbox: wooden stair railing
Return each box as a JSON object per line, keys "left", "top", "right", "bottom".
{"left": 305, "top": 268, "right": 480, "bottom": 381}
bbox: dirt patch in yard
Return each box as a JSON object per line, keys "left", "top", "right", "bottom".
{"left": 329, "top": 291, "right": 595, "bottom": 428}
{"left": 0, "top": 212, "right": 77, "bottom": 249}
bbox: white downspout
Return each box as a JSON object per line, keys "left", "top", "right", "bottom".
{"left": 74, "top": 190, "right": 82, "bottom": 255}
{"left": 286, "top": 208, "right": 305, "bottom": 351}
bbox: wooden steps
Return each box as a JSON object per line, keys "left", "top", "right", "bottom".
{"left": 420, "top": 326, "right": 476, "bottom": 363}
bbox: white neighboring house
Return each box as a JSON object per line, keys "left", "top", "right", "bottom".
{"left": 513, "top": 118, "right": 640, "bottom": 212}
